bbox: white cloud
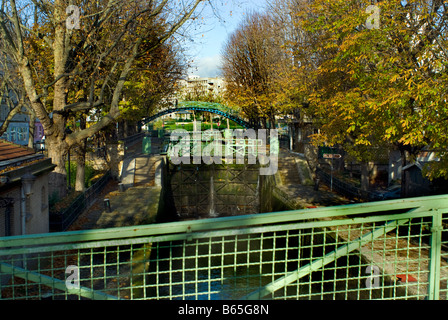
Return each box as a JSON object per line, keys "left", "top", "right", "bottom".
{"left": 188, "top": 55, "right": 223, "bottom": 78}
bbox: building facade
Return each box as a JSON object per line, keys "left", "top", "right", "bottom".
{"left": 0, "top": 140, "right": 55, "bottom": 238}
{"left": 177, "top": 76, "right": 226, "bottom": 101}
{"left": 0, "top": 101, "right": 45, "bottom": 146}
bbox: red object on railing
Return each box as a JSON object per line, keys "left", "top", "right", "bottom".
{"left": 396, "top": 274, "right": 418, "bottom": 282}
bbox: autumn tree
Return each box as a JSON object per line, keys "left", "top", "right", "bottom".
{"left": 284, "top": 0, "right": 448, "bottom": 189}
{"left": 265, "top": 0, "right": 322, "bottom": 156}
{"left": 0, "top": 0, "right": 211, "bottom": 197}
{"left": 120, "top": 35, "right": 186, "bottom": 129}
{"left": 221, "top": 11, "right": 288, "bottom": 129}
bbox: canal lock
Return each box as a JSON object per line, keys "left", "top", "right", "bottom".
{"left": 127, "top": 161, "right": 402, "bottom": 300}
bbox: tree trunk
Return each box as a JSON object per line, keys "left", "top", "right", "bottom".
{"left": 124, "top": 120, "right": 129, "bottom": 138}
{"left": 289, "top": 124, "right": 294, "bottom": 151}
{"left": 360, "top": 162, "right": 369, "bottom": 191}
{"left": 47, "top": 137, "right": 68, "bottom": 199}
{"left": 400, "top": 149, "right": 408, "bottom": 198}
{"left": 28, "top": 110, "right": 36, "bottom": 149}
{"left": 75, "top": 150, "right": 86, "bottom": 192}
{"left": 294, "top": 123, "right": 300, "bottom": 152}
{"left": 261, "top": 117, "right": 267, "bottom": 129}
{"left": 269, "top": 115, "right": 276, "bottom": 130}
{"left": 75, "top": 115, "right": 87, "bottom": 192}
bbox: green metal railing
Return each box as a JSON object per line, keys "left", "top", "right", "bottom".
{"left": 167, "top": 137, "right": 265, "bottom": 162}
{"left": 1, "top": 195, "right": 448, "bottom": 300}
{"left": 49, "top": 171, "right": 112, "bottom": 232}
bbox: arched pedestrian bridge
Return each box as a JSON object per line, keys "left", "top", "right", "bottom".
{"left": 141, "top": 101, "right": 252, "bottom": 129}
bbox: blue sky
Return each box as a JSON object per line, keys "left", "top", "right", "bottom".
{"left": 185, "top": 0, "right": 269, "bottom": 78}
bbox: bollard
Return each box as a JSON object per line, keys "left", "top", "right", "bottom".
{"left": 104, "top": 199, "right": 111, "bottom": 212}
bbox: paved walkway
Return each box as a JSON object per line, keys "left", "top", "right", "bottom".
{"left": 68, "top": 137, "right": 163, "bottom": 231}
{"left": 276, "top": 148, "right": 351, "bottom": 208}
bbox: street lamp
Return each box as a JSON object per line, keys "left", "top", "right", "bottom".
{"left": 21, "top": 172, "right": 36, "bottom": 196}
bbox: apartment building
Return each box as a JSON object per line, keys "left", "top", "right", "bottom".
{"left": 177, "top": 76, "right": 226, "bottom": 100}
{"left": 0, "top": 97, "right": 44, "bottom": 147}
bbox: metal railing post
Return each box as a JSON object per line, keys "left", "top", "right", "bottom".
{"left": 428, "top": 209, "right": 443, "bottom": 300}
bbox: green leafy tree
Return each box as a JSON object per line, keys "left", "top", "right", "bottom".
{"left": 286, "top": 0, "right": 448, "bottom": 187}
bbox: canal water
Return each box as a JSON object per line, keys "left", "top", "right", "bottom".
{"left": 145, "top": 232, "right": 302, "bottom": 300}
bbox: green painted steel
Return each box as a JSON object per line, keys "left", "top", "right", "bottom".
{"left": 166, "top": 137, "right": 264, "bottom": 161}
{"left": 0, "top": 263, "right": 120, "bottom": 300}
{"left": 429, "top": 210, "right": 443, "bottom": 300}
{"left": 141, "top": 101, "right": 252, "bottom": 129}
{"left": 0, "top": 194, "right": 448, "bottom": 300}
{"left": 242, "top": 219, "right": 411, "bottom": 300}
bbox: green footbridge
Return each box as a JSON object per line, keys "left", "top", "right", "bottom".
{"left": 141, "top": 101, "right": 253, "bottom": 129}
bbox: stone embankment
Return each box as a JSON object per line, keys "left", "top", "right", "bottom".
{"left": 275, "top": 148, "right": 350, "bottom": 209}
{"left": 68, "top": 135, "right": 163, "bottom": 231}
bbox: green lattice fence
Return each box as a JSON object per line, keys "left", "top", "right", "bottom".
{"left": 1, "top": 195, "right": 448, "bottom": 300}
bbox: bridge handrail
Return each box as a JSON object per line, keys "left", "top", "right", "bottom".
{"left": 1, "top": 194, "right": 447, "bottom": 252}
{"left": 178, "top": 101, "right": 237, "bottom": 115}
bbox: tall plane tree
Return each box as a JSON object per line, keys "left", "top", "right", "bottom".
{"left": 0, "top": 51, "right": 36, "bottom": 148}
{"left": 0, "top": 0, "right": 210, "bottom": 197}
{"left": 221, "top": 11, "right": 287, "bottom": 129}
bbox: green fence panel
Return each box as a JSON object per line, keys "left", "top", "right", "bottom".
{"left": 1, "top": 195, "right": 448, "bottom": 300}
